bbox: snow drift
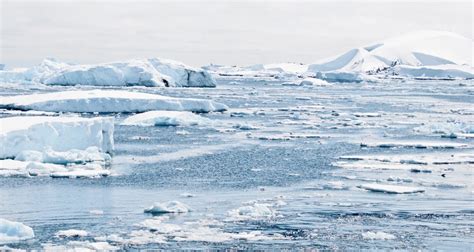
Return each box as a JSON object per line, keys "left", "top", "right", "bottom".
{"left": 0, "top": 58, "right": 216, "bottom": 87}
{"left": 308, "top": 31, "right": 473, "bottom": 81}
{"left": 0, "top": 90, "right": 228, "bottom": 113}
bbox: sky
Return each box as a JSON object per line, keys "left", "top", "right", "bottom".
{"left": 0, "top": 0, "right": 472, "bottom": 68}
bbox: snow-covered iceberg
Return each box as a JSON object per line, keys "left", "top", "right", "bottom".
{"left": 0, "top": 90, "right": 228, "bottom": 113}
{"left": 0, "top": 58, "right": 216, "bottom": 87}
{"left": 0, "top": 219, "right": 34, "bottom": 244}
{"left": 308, "top": 31, "right": 473, "bottom": 81}
{"left": 0, "top": 116, "right": 114, "bottom": 178}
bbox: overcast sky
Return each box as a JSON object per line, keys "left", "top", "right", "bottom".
{"left": 0, "top": 0, "right": 472, "bottom": 68}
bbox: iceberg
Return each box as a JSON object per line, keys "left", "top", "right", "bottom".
{"left": 0, "top": 116, "right": 114, "bottom": 178}
{"left": 0, "top": 219, "right": 35, "bottom": 244}
{"left": 0, "top": 58, "right": 216, "bottom": 87}
{"left": 0, "top": 116, "right": 113, "bottom": 159}
{"left": 307, "top": 31, "right": 473, "bottom": 81}
{"left": 0, "top": 90, "right": 228, "bottom": 113}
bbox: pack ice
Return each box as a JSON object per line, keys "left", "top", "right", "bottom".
{"left": 0, "top": 116, "right": 114, "bottom": 178}
{"left": 308, "top": 31, "right": 473, "bottom": 81}
{"left": 0, "top": 90, "right": 228, "bottom": 113}
{"left": 0, "top": 58, "right": 216, "bottom": 87}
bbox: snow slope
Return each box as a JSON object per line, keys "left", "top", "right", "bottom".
{"left": 0, "top": 58, "right": 216, "bottom": 87}
{"left": 0, "top": 90, "right": 228, "bottom": 113}
{"left": 308, "top": 31, "right": 473, "bottom": 80}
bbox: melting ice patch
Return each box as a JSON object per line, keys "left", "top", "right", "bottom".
{"left": 362, "top": 231, "right": 396, "bottom": 240}
{"left": 0, "top": 219, "right": 34, "bottom": 244}
{"left": 358, "top": 183, "right": 425, "bottom": 194}
{"left": 121, "top": 111, "right": 211, "bottom": 127}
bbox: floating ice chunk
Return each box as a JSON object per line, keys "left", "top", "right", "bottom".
{"left": 0, "top": 219, "right": 34, "bottom": 244}
{"left": 144, "top": 201, "right": 190, "bottom": 214}
{"left": 299, "top": 78, "right": 331, "bottom": 86}
{"left": 362, "top": 231, "right": 396, "bottom": 240}
{"left": 227, "top": 203, "right": 276, "bottom": 221}
{"left": 121, "top": 111, "right": 211, "bottom": 127}
{"left": 0, "top": 116, "right": 114, "bottom": 160}
{"left": 89, "top": 210, "right": 104, "bottom": 215}
{"left": 44, "top": 241, "right": 119, "bottom": 251}
{"left": 55, "top": 229, "right": 88, "bottom": 238}
{"left": 0, "top": 90, "right": 228, "bottom": 113}
{"left": 358, "top": 183, "right": 425, "bottom": 194}
{"left": 360, "top": 139, "right": 468, "bottom": 149}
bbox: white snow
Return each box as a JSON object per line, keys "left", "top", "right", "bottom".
{"left": 121, "top": 111, "right": 211, "bottom": 127}
{"left": 55, "top": 229, "right": 88, "bottom": 238}
{"left": 0, "top": 219, "right": 34, "bottom": 244}
{"left": 358, "top": 183, "right": 425, "bottom": 194}
{"left": 0, "top": 90, "right": 228, "bottom": 113}
{"left": 0, "top": 58, "right": 216, "bottom": 87}
{"left": 362, "top": 231, "right": 396, "bottom": 240}
{"left": 144, "top": 201, "right": 191, "bottom": 214}
{"left": 307, "top": 31, "right": 473, "bottom": 80}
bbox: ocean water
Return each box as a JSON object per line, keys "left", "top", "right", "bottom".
{"left": 0, "top": 79, "right": 473, "bottom": 250}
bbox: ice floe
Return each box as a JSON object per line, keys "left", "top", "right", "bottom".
{"left": 0, "top": 90, "right": 228, "bottom": 113}
{"left": 227, "top": 203, "right": 276, "bottom": 221}
{"left": 0, "top": 58, "right": 216, "bottom": 87}
{"left": 0, "top": 219, "right": 34, "bottom": 244}
{"left": 121, "top": 111, "right": 211, "bottom": 127}
{"left": 358, "top": 183, "right": 425, "bottom": 194}
{"left": 144, "top": 201, "right": 191, "bottom": 214}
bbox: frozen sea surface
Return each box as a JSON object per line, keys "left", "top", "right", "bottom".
{"left": 0, "top": 79, "right": 473, "bottom": 250}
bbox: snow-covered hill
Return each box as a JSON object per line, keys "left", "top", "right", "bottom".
{"left": 308, "top": 31, "right": 473, "bottom": 81}
{"left": 0, "top": 58, "right": 216, "bottom": 87}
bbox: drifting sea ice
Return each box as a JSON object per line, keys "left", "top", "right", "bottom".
{"left": 0, "top": 219, "right": 34, "bottom": 244}
{"left": 121, "top": 111, "right": 211, "bottom": 127}
{"left": 0, "top": 90, "right": 228, "bottom": 113}
{"left": 358, "top": 183, "right": 425, "bottom": 194}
